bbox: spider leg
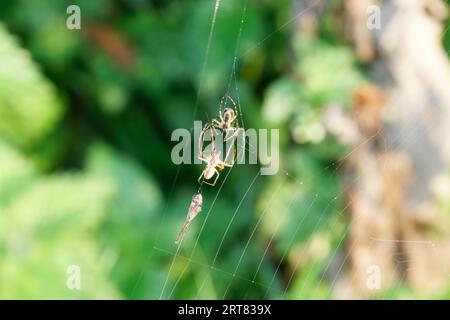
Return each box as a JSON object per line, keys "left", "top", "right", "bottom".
{"left": 221, "top": 161, "right": 234, "bottom": 168}
{"left": 225, "top": 94, "right": 237, "bottom": 111}
{"left": 202, "top": 168, "right": 220, "bottom": 187}
{"left": 199, "top": 121, "right": 221, "bottom": 160}
{"left": 198, "top": 171, "right": 205, "bottom": 184}
{"left": 210, "top": 168, "right": 220, "bottom": 186}
{"left": 209, "top": 124, "right": 225, "bottom": 156}
{"left": 202, "top": 180, "right": 215, "bottom": 187}
{"left": 224, "top": 128, "right": 240, "bottom": 142}
{"left": 229, "top": 114, "right": 238, "bottom": 125}
{"left": 223, "top": 134, "right": 236, "bottom": 166}
{"left": 198, "top": 135, "right": 210, "bottom": 161}
{"left": 210, "top": 123, "right": 215, "bottom": 139}
{"left": 209, "top": 123, "right": 216, "bottom": 152}
{"left": 199, "top": 122, "right": 212, "bottom": 158}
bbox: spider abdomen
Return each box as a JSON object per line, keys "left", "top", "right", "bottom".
{"left": 205, "top": 167, "right": 215, "bottom": 180}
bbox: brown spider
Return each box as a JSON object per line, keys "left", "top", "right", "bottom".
{"left": 198, "top": 145, "right": 233, "bottom": 186}
{"left": 202, "top": 94, "right": 240, "bottom": 143}
{"left": 198, "top": 95, "right": 242, "bottom": 169}
{"left": 198, "top": 124, "right": 235, "bottom": 186}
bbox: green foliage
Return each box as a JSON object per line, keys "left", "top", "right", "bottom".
{"left": 0, "top": 24, "right": 64, "bottom": 151}
{"left": 0, "top": 140, "right": 119, "bottom": 298}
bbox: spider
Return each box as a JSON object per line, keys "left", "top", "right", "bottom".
{"left": 199, "top": 95, "right": 242, "bottom": 168}
{"left": 203, "top": 94, "right": 240, "bottom": 142}
{"left": 198, "top": 126, "right": 234, "bottom": 186}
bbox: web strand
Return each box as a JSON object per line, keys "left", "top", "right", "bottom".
{"left": 157, "top": 0, "right": 450, "bottom": 300}
{"left": 165, "top": 167, "right": 235, "bottom": 299}
{"left": 156, "top": 0, "right": 223, "bottom": 300}
{"left": 192, "top": 0, "right": 222, "bottom": 122}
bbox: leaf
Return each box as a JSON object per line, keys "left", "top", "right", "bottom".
{"left": 0, "top": 142, "right": 118, "bottom": 298}
{"left": 295, "top": 38, "right": 365, "bottom": 108}
{"left": 0, "top": 23, "right": 64, "bottom": 148}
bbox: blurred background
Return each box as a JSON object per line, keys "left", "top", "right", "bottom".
{"left": 0, "top": 0, "right": 449, "bottom": 299}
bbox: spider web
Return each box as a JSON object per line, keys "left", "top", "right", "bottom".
{"left": 151, "top": 0, "right": 450, "bottom": 300}
{"left": 130, "top": 0, "right": 223, "bottom": 299}
{"left": 158, "top": 0, "right": 253, "bottom": 299}
{"left": 157, "top": 124, "right": 447, "bottom": 299}
{"left": 154, "top": 0, "right": 364, "bottom": 300}
{"left": 179, "top": 123, "right": 445, "bottom": 299}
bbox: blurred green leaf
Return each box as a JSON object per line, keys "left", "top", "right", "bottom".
{"left": 0, "top": 23, "right": 64, "bottom": 149}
